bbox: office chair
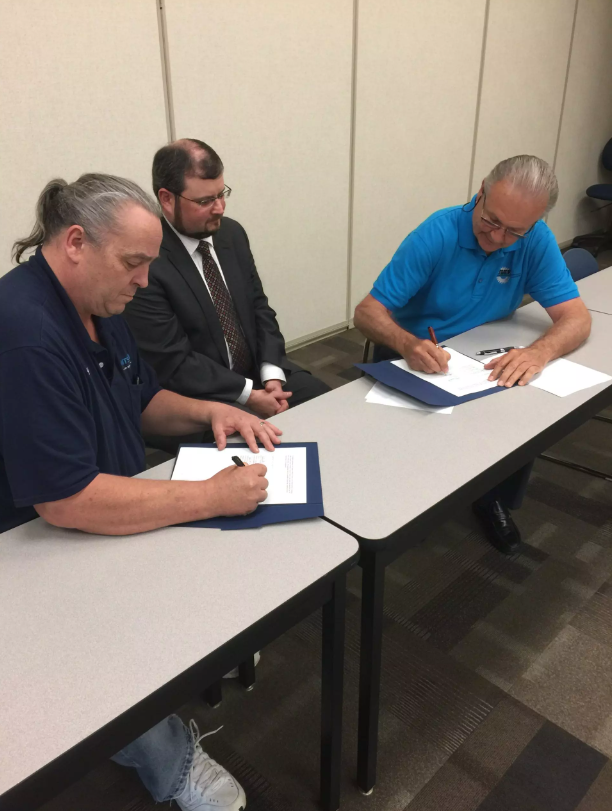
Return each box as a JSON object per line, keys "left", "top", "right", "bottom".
{"left": 570, "top": 138, "right": 612, "bottom": 256}
{"left": 203, "top": 657, "right": 257, "bottom": 708}
{"left": 539, "top": 247, "right": 612, "bottom": 482}
{"left": 361, "top": 338, "right": 396, "bottom": 365}
{"left": 561, "top": 246, "right": 600, "bottom": 282}
{"left": 362, "top": 338, "right": 372, "bottom": 364}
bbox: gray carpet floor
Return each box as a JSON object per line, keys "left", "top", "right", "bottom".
{"left": 42, "top": 257, "right": 612, "bottom": 811}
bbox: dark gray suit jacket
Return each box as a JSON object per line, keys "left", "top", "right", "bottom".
{"left": 123, "top": 217, "right": 290, "bottom": 402}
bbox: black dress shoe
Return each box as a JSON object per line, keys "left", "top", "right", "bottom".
{"left": 473, "top": 499, "right": 522, "bottom": 555}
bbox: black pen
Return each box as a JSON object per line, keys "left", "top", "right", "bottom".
{"left": 232, "top": 456, "right": 245, "bottom": 467}
{"left": 476, "top": 346, "right": 517, "bottom": 356}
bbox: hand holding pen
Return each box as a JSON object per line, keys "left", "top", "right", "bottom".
{"left": 402, "top": 326, "right": 451, "bottom": 374}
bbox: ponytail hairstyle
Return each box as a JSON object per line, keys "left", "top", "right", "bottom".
{"left": 12, "top": 173, "right": 161, "bottom": 263}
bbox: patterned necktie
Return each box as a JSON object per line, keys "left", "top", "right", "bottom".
{"left": 196, "top": 240, "right": 253, "bottom": 375}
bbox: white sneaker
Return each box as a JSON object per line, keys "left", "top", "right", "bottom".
{"left": 174, "top": 720, "right": 247, "bottom": 811}
{"left": 223, "top": 651, "right": 261, "bottom": 680}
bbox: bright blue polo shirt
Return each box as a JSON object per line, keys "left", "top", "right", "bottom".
{"left": 370, "top": 198, "right": 579, "bottom": 342}
{"left": 0, "top": 249, "right": 161, "bottom": 532}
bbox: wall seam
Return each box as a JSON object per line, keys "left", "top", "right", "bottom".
{"left": 345, "top": 0, "right": 360, "bottom": 320}
{"left": 156, "top": 0, "right": 176, "bottom": 142}
{"left": 467, "top": 0, "right": 491, "bottom": 199}
{"left": 552, "top": 0, "right": 579, "bottom": 177}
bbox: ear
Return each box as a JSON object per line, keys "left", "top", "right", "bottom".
{"left": 64, "top": 225, "right": 87, "bottom": 264}
{"left": 157, "top": 188, "right": 175, "bottom": 219}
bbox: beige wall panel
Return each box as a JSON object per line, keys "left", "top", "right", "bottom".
{"left": 471, "top": 0, "right": 576, "bottom": 194}
{"left": 0, "top": 0, "right": 168, "bottom": 273}
{"left": 548, "top": 0, "right": 612, "bottom": 244}
{"left": 350, "top": 0, "right": 486, "bottom": 311}
{"left": 165, "top": 0, "right": 353, "bottom": 344}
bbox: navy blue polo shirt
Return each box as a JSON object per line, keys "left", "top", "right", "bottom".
{"left": 371, "top": 197, "right": 579, "bottom": 342}
{"left": 0, "top": 250, "right": 161, "bottom": 532}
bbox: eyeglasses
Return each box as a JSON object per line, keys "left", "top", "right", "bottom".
{"left": 174, "top": 186, "right": 232, "bottom": 209}
{"left": 479, "top": 191, "right": 534, "bottom": 240}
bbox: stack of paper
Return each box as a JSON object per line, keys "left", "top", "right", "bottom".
{"left": 365, "top": 382, "right": 453, "bottom": 414}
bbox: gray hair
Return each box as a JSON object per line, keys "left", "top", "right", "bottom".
{"left": 484, "top": 155, "right": 559, "bottom": 215}
{"left": 12, "top": 173, "right": 161, "bottom": 263}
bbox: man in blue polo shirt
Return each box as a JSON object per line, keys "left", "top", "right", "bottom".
{"left": 354, "top": 155, "right": 591, "bottom": 555}
{"left": 0, "top": 173, "right": 281, "bottom": 810}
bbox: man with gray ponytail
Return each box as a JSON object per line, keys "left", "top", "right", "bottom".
{"left": 355, "top": 155, "right": 592, "bottom": 555}
{"left": 0, "top": 173, "right": 289, "bottom": 810}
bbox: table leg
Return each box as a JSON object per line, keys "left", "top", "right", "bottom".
{"left": 357, "top": 550, "right": 385, "bottom": 795}
{"left": 320, "top": 573, "right": 346, "bottom": 811}
{"left": 238, "top": 656, "right": 256, "bottom": 691}
{"left": 203, "top": 680, "right": 222, "bottom": 708}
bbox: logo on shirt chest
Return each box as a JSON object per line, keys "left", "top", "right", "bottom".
{"left": 496, "top": 267, "right": 512, "bottom": 284}
{"left": 120, "top": 354, "right": 132, "bottom": 371}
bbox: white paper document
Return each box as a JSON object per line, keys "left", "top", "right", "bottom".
{"left": 392, "top": 347, "right": 499, "bottom": 397}
{"left": 528, "top": 358, "right": 612, "bottom": 397}
{"left": 365, "top": 382, "right": 454, "bottom": 414}
{"left": 454, "top": 348, "right": 610, "bottom": 397}
{"left": 171, "top": 446, "right": 307, "bottom": 504}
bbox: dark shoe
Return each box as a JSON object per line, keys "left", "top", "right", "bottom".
{"left": 473, "top": 499, "right": 521, "bottom": 555}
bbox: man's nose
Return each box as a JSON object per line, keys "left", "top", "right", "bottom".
{"left": 211, "top": 196, "right": 225, "bottom": 214}
{"left": 135, "top": 267, "right": 149, "bottom": 289}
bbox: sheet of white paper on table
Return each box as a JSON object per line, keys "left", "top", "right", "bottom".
{"left": 392, "top": 347, "right": 498, "bottom": 396}
{"left": 365, "top": 381, "right": 454, "bottom": 414}
{"left": 171, "top": 446, "right": 307, "bottom": 504}
{"left": 528, "top": 358, "right": 612, "bottom": 397}
{"left": 472, "top": 349, "right": 611, "bottom": 397}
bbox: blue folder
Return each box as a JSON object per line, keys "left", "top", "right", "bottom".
{"left": 355, "top": 360, "right": 508, "bottom": 407}
{"left": 173, "top": 442, "right": 323, "bottom": 530}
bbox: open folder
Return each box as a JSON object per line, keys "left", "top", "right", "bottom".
{"left": 171, "top": 442, "right": 323, "bottom": 530}
{"left": 355, "top": 357, "right": 508, "bottom": 407}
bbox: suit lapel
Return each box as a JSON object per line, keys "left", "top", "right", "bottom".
{"left": 160, "top": 220, "right": 230, "bottom": 366}
{"left": 213, "top": 227, "right": 257, "bottom": 357}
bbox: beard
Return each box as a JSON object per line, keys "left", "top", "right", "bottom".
{"left": 183, "top": 218, "right": 222, "bottom": 240}
{"left": 173, "top": 196, "right": 223, "bottom": 239}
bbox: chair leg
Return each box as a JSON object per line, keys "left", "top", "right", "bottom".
{"left": 203, "top": 680, "right": 223, "bottom": 708}
{"left": 238, "top": 656, "right": 256, "bottom": 691}
{"left": 571, "top": 202, "right": 612, "bottom": 253}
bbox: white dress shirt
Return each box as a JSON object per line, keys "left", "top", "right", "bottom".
{"left": 166, "top": 219, "right": 285, "bottom": 404}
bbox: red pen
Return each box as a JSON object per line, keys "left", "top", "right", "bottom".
{"left": 428, "top": 325, "right": 449, "bottom": 374}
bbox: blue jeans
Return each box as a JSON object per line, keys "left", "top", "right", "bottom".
{"left": 112, "top": 714, "right": 192, "bottom": 802}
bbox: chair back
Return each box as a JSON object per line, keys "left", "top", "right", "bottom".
{"left": 603, "top": 138, "right": 612, "bottom": 172}
{"left": 563, "top": 247, "right": 599, "bottom": 282}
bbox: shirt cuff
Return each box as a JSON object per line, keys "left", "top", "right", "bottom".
{"left": 236, "top": 377, "right": 254, "bottom": 405}
{"left": 260, "top": 363, "right": 286, "bottom": 384}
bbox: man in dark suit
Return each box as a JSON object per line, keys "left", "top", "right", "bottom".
{"left": 124, "top": 138, "right": 329, "bottom": 439}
